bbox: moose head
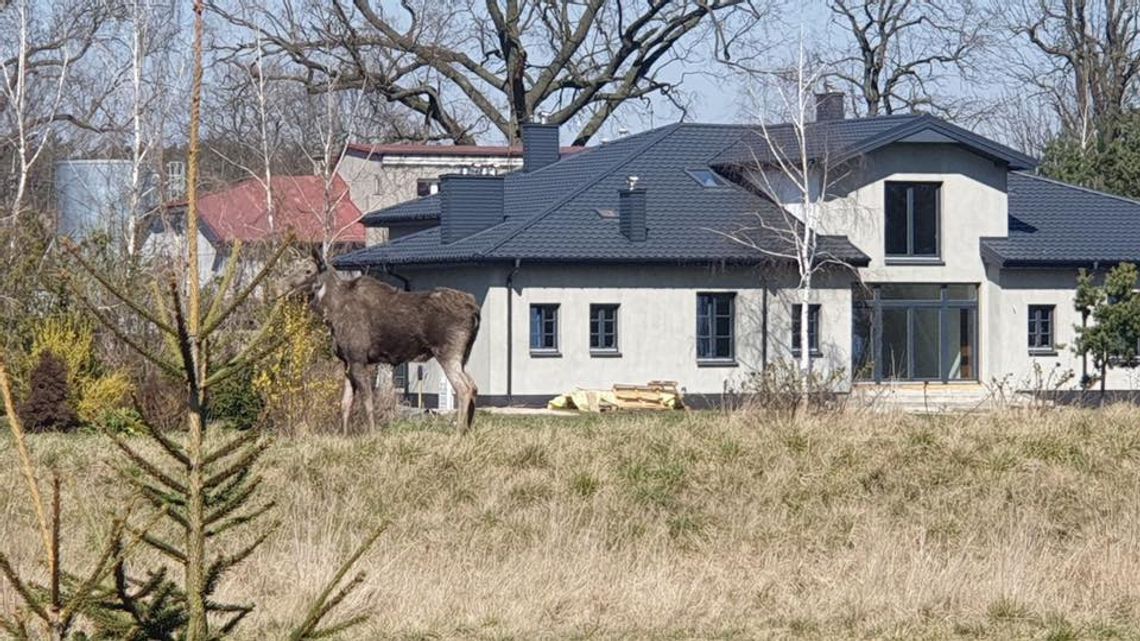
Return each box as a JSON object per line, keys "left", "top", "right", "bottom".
{"left": 280, "top": 246, "right": 330, "bottom": 298}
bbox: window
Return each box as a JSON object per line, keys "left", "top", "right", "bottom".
{"left": 697, "top": 293, "right": 735, "bottom": 362}
{"left": 885, "top": 182, "right": 940, "bottom": 257}
{"left": 416, "top": 178, "right": 439, "bottom": 197}
{"left": 594, "top": 208, "right": 618, "bottom": 220}
{"left": 792, "top": 304, "right": 821, "bottom": 355}
{"left": 589, "top": 304, "right": 620, "bottom": 353}
{"left": 1028, "top": 305, "right": 1055, "bottom": 352}
{"left": 393, "top": 363, "right": 409, "bottom": 390}
{"left": 530, "top": 304, "right": 559, "bottom": 353}
{"left": 685, "top": 168, "right": 726, "bottom": 188}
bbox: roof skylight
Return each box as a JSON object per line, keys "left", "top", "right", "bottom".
{"left": 686, "top": 168, "right": 726, "bottom": 188}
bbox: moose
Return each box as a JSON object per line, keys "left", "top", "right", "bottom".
{"left": 283, "top": 249, "right": 481, "bottom": 433}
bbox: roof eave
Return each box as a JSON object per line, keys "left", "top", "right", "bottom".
{"left": 361, "top": 213, "right": 441, "bottom": 225}
{"left": 332, "top": 253, "right": 870, "bottom": 271}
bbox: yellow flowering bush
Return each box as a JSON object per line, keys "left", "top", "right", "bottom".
{"left": 76, "top": 371, "right": 134, "bottom": 425}
{"left": 253, "top": 300, "right": 340, "bottom": 432}
{"left": 24, "top": 314, "right": 135, "bottom": 426}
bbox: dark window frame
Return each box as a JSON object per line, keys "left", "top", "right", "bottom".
{"left": 1028, "top": 304, "right": 1055, "bottom": 353}
{"left": 885, "top": 181, "right": 942, "bottom": 258}
{"left": 393, "top": 363, "right": 409, "bottom": 390}
{"left": 791, "top": 303, "right": 822, "bottom": 356}
{"left": 589, "top": 304, "right": 620, "bottom": 354}
{"left": 529, "top": 303, "right": 560, "bottom": 355}
{"left": 416, "top": 177, "right": 439, "bottom": 197}
{"left": 853, "top": 283, "right": 980, "bottom": 383}
{"left": 696, "top": 292, "right": 736, "bottom": 364}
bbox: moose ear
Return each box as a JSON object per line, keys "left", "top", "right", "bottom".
{"left": 310, "top": 245, "right": 327, "bottom": 271}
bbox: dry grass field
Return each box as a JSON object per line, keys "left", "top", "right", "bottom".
{"left": 4, "top": 407, "right": 1140, "bottom": 640}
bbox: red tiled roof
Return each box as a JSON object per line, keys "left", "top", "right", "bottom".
{"left": 188, "top": 175, "right": 363, "bottom": 244}
{"left": 344, "top": 142, "right": 585, "bottom": 158}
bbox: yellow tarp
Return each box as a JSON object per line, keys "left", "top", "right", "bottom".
{"left": 547, "top": 381, "right": 684, "bottom": 412}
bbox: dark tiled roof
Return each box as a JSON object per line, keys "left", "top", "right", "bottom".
{"left": 335, "top": 122, "right": 869, "bottom": 269}
{"left": 361, "top": 194, "right": 440, "bottom": 224}
{"left": 981, "top": 172, "right": 1140, "bottom": 267}
{"left": 708, "top": 114, "right": 918, "bottom": 166}
{"left": 345, "top": 142, "right": 585, "bottom": 159}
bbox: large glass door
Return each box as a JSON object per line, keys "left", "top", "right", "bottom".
{"left": 853, "top": 284, "right": 978, "bottom": 382}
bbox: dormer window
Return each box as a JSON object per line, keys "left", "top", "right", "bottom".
{"left": 885, "top": 182, "right": 940, "bottom": 258}
{"left": 686, "top": 168, "right": 726, "bottom": 188}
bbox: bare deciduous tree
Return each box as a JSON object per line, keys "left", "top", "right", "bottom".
{"left": 0, "top": 0, "right": 116, "bottom": 218}
{"left": 1007, "top": 0, "right": 1140, "bottom": 146}
{"left": 208, "top": 0, "right": 771, "bottom": 145}
{"left": 825, "top": 0, "right": 986, "bottom": 118}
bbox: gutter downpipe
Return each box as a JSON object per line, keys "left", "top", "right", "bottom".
{"left": 383, "top": 266, "right": 413, "bottom": 405}
{"left": 761, "top": 275, "right": 769, "bottom": 368}
{"left": 384, "top": 265, "right": 411, "bottom": 291}
{"left": 506, "top": 259, "right": 521, "bottom": 406}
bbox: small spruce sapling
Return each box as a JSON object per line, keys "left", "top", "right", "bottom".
{"left": 1073, "top": 263, "right": 1140, "bottom": 394}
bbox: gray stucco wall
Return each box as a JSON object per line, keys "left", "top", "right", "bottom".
{"left": 392, "top": 263, "right": 857, "bottom": 405}
{"left": 987, "top": 268, "right": 1140, "bottom": 390}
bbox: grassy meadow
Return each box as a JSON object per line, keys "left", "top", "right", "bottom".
{"left": 3, "top": 407, "right": 1140, "bottom": 640}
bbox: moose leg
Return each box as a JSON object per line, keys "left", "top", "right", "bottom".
{"left": 439, "top": 358, "right": 474, "bottom": 434}
{"left": 340, "top": 372, "right": 354, "bottom": 435}
{"left": 462, "top": 370, "right": 478, "bottom": 432}
{"left": 349, "top": 362, "right": 376, "bottom": 433}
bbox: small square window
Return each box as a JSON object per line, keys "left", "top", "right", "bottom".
{"left": 685, "top": 168, "right": 726, "bottom": 188}
{"left": 530, "top": 304, "right": 559, "bottom": 354}
{"left": 792, "top": 304, "right": 821, "bottom": 355}
{"left": 1028, "top": 305, "right": 1055, "bottom": 352}
{"left": 590, "top": 304, "right": 619, "bottom": 353}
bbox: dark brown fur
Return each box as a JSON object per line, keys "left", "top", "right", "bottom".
{"left": 283, "top": 254, "right": 481, "bottom": 433}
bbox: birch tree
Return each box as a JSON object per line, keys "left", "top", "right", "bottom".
{"left": 0, "top": 0, "right": 112, "bottom": 218}
{"left": 122, "top": 0, "right": 186, "bottom": 256}
{"left": 723, "top": 43, "right": 861, "bottom": 406}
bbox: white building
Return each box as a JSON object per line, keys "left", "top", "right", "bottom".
{"left": 334, "top": 98, "right": 1140, "bottom": 406}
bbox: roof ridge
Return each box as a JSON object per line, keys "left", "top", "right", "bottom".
{"left": 480, "top": 123, "right": 684, "bottom": 256}
{"left": 1013, "top": 170, "right": 1140, "bottom": 209}
{"left": 754, "top": 113, "right": 920, "bottom": 130}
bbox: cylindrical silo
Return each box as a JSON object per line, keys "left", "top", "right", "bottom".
{"left": 53, "top": 159, "right": 134, "bottom": 241}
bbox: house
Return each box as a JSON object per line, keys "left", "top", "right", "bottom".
{"left": 144, "top": 175, "right": 363, "bottom": 282}
{"left": 333, "top": 95, "right": 1140, "bottom": 407}
{"left": 336, "top": 141, "right": 583, "bottom": 245}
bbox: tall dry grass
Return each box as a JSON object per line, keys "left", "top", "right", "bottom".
{"left": 3, "top": 407, "right": 1140, "bottom": 640}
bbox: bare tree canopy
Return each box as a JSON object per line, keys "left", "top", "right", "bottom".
{"left": 1008, "top": 0, "right": 1140, "bottom": 144}
{"left": 825, "top": 0, "right": 986, "bottom": 118}
{"left": 209, "top": 0, "right": 771, "bottom": 145}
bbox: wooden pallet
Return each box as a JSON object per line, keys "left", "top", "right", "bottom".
{"left": 610, "top": 380, "right": 684, "bottom": 410}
